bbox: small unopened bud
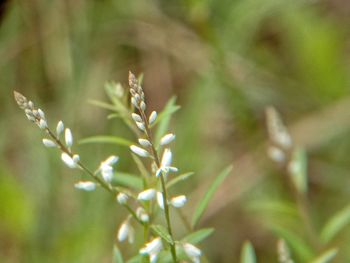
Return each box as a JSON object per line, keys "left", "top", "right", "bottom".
{"left": 149, "top": 111, "right": 157, "bottom": 124}
{"left": 131, "top": 113, "right": 142, "bottom": 122}
{"left": 65, "top": 128, "right": 73, "bottom": 147}
{"left": 170, "top": 195, "right": 187, "bottom": 208}
{"left": 38, "top": 119, "right": 47, "bottom": 129}
{"left": 183, "top": 243, "right": 202, "bottom": 258}
{"left": 116, "top": 193, "right": 129, "bottom": 205}
{"left": 74, "top": 181, "right": 96, "bottom": 191}
{"left": 160, "top": 133, "right": 176, "bottom": 145}
{"left": 42, "top": 138, "right": 56, "bottom": 148}
{"left": 161, "top": 149, "right": 172, "bottom": 167}
{"left": 137, "top": 189, "right": 156, "bottom": 201}
{"left": 136, "top": 207, "right": 149, "bottom": 222}
{"left": 136, "top": 121, "right": 145, "bottom": 131}
{"left": 130, "top": 145, "right": 150, "bottom": 158}
{"left": 140, "top": 101, "right": 146, "bottom": 111}
{"left": 61, "top": 153, "right": 78, "bottom": 168}
{"left": 157, "top": 192, "right": 165, "bottom": 210}
{"left": 138, "top": 138, "right": 152, "bottom": 147}
{"left": 56, "top": 121, "right": 64, "bottom": 136}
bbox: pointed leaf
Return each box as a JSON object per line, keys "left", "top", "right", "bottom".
{"left": 240, "top": 241, "right": 256, "bottom": 263}
{"left": 320, "top": 204, "right": 350, "bottom": 243}
{"left": 151, "top": 225, "right": 174, "bottom": 245}
{"left": 88, "top": 100, "right": 117, "bottom": 111}
{"left": 113, "top": 244, "right": 124, "bottom": 263}
{"left": 191, "top": 165, "right": 233, "bottom": 228}
{"left": 166, "top": 172, "right": 194, "bottom": 188}
{"left": 310, "top": 248, "right": 338, "bottom": 263}
{"left": 112, "top": 172, "right": 143, "bottom": 190}
{"left": 181, "top": 228, "right": 214, "bottom": 244}
{"left": 79, "top": 136, "right": 133, "bottom": 147}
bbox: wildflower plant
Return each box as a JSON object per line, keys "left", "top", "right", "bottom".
{"left": 14, "top": 72, "right": 231, "bottom": 263}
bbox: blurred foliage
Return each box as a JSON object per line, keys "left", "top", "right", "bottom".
{"left": 1, "top": 0, "right": 350, "bottom": 262}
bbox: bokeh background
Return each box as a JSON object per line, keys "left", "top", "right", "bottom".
{"left": 1, "top": 0, "right": 350, "bottom": 262}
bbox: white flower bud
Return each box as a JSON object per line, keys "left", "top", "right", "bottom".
{"left": 157, "top": 192, "right": 165, "bottom": 210}
{"left": 138, "top": 138, "right": 152, "bottom": 147}
{"left": 148, "top": 111, "right": 157, "bottom": 124}
{"left": 140, "top": 101, "right": 146, "bottom": 111}
{"left": 161, "top": 148, "right": 172, "bottom": 167}
{"left": 137, "top": 189, "right": 156, "bottom": 201}
{"left": 131, "top": 113, "right": 142, "bottom": 122}
{"left": 160, "top": 133, "right": 176, "bottom": 145}
{"left": 65, "top": 128, "right": 73, "bottom": 147}
{"left": 136, "top": 207, "right": 149, "bottom": 222}
{"left": 183, "top": 243, "right": 202, "bottom": 258}
{"left": 139, "top": 237, "right": 162, "bottom": 256}
{"left": 104, "top": 155, "right": 119, "bottom": 166}
{"left": 56, "top": 121, "right": 64, "bottom": 136}
{"left": 37, "top": 108, "right": 45, "bottom": 119}
{"left": 267, "top": 146, "right": 285, "bottom": 163}
{"left": 101, "top": 165, "right": 113, "bottom": 183}
{"left": 72, "top": 154, "right": 80, "bottom": 163}
{"left": 116, "top": 193, "right": 128, "bottom": 205}
{"left": 38, "top": 119, "right": 47, "bottom": 129}
{"left": 136, "top": 121, "right": 145, "bottom": 131}
{"left": 130, "top": 145, "right": 150, "bottom": 158}
{"left": 118, "top": 220, "right": 134, "bottom": 243}
{"left": 61, "top": 153, "right": 78, "bottom": 168}
{"left": 74, "top": 181, "right": 96, "bottom": 191}
{"left": 42, "top": 138, "right": 56, "bottom": 148}
{"left": 131, "top": 97, "right": 138, "bottom": 107}
{"left": 168, "top": 167, "right": 178, "bottom": 173}
{"left": 170, "top": 195, "right": 187, "bottom": 208}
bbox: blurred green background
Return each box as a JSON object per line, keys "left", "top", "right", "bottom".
{"left": 2, "top": 0, "right": 350, "bottom": 262}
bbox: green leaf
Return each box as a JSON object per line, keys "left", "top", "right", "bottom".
{"left": 154, "top": 97, "right": 179, "bottom": 145}
{"left": 126, "top": 255, "right": 141, "bottom": 263}
{"left": 240, "top": 241, "right": 256, "bottom": 263}
{"left": 289, "top": 147, "right": 308, "bottom": 194}
{"left": 320, "top": 204, "right": 350, "bottom": 243}
{"left": 166, "top": 172, "right": 194, "bottom": 188}
{"left": 247, "top": 200, "right": 298, "bottom": 218}
{"left": 191, "top": 165, "right": 233, "bottom": 228}
{"left": 310, "top": 248, "right": 338, "bottom": 263}
{"left": 112, "top": 172, "right": 143, "bottom": 190}
{"left": 113, "top": 244, "right": 124, "bottom": 263}
{"left": 151, "top": 225, "right": 174, "bottom": 245}
{"left": 79, "top": 136, "right": 133, "bottom": 147}
{"left": 88, "top": 99, "right": 117, "bottom": 111}
{"left": 270, "top": 225, "right": 314, "bottom": 261}
{"left": 181, "top": 228, "right": 214, "bottom": 244}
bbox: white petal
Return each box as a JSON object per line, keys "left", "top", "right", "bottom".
{"left": 138, "top": 138, "right": 152, "bottom": 147}
{"left": 148, "top": 111, "right": 157, "bottom": 124}
{"left": 160, "top": 133, "right": 176, "bottom": 145}
{"left": 140, "top": 237, "right": 162, "bottom": 255}
{"left": 161, "top": 148, "right": 172, "bottom": 167}
{"left": 137, "top": 189, "right": 156, "bottom": 201}
{"left": 74, "top": 181, "right": 96, "bottom": 191}
{"left": 42, "top": 138, "right": 56, "bottom": 148}
{"left": 157, "top": 192, "right": 165, "bottom": 210}
{"left": 117, "top": 193, "right": 129, "bottom": 205}
{"left": 104, "top": 155, "right": 119, "bottom": 166}
{"left": 171, "top": 195, "right": 187, "bottom": 208}
{"left": 56, "top": 121, "right": 64, "bottom": 136}
{"left": 130, "top": 145, "right": 149, "bottom": 158}
{"left": 61, "top": 153, "right": 77, "bottom": 168}
{"left": 183, "top": 243, "right": 202, "bottom": 258}
{"left": 65, "top": 128, "right": 73, "bottom": 147}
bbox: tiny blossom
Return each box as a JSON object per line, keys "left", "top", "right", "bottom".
{"left": 170, "top": 195, "right": 187, "bottom": 208}
{"left": 42, "top": 138, "right": 56, "bottom": 148}
{"left": 131, "top": 113, "right": 142, "bottom": 122}
{"left": 160, "top": 133, "right": 176, "bottom": 146}
{"left": 74, "top": 181, "right": 96, "bottom": 191}
{"left": 157, "top": 191, "right": 165, "bottom": 210}
{"left": 65, "top": 128, "right": 73, "bottom": 147}
{"left": 118, "top": 220, "right": 134, "bottom": 243}
{"left": 56, "top": 121, "right": 64, "bottom": 136}
{"left": 136, "top": 207, "right": 149, "bottom": 222}
{"left": 149, "top": 111, "right": 157, "bottom": 124}
{"left": 137, "top": 188, "right": 156, "bottom": 201}
{"left": 136, "top": 121, "right": 145, "bottom": 131}
{"left": 138, "top": 138, "right": 152, "bottom": 147}
{"left": 130, "top": 145, "right": 150, "bottom": 158}
{"left": 140, "top": 237, "right": 162, "bottom": 259}
{"left": 183, "top": 243, "right": 202, "bottom": 261}
{"left": 38, "top": 119, "right": 47, "bottom": 129}
{"left": 61, "top": 153, "right": 78, "bottom": 168}
{"left": 117, "top": 193, "right": 129, "bottom": 205}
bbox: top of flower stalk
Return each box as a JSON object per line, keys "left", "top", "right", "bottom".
{"left": 116, "top": 192, "right": 129, "bottom": 205}
{"left": 14, "top": 91, "right": 29, "bottom": 110}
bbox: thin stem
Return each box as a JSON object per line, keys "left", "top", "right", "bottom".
{"left": 139, "top": 110, "right": 178, "bottom": 262}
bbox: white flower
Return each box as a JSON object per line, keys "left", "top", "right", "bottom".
{"left": 131, "top": 113, "right": 142, "bottom": 122}
{"left": 138, "top": 189, "right": 156, "bottom": 201}
{"left": 136, "top": 121, "right": 145, "bottom": 131}
{"left": 56, "top": 121, "right": 64, "bottom": 136}
{"left": 65, "top": 128, "right": 73, "bottom": 147}
{"left": 136, "top": 207, "right": 149, "bottom": 222}
{"left": 183, "top": 243, "right": 201, "bottom": 262}
{"left": 61, "top": 153, "right": 78, "bottom": 168}
{"left": 170, "top": 195, "right": 187, "bottom": 208}
{"left": 101, "top": 165, "right": 113, "bottom": 183}
{"left": 104, "top": 155, "right": 119, "bottom": 166}
{"left": 138, "top": 138, "right": 152, "bottom": 147}
{"left": 116, "top": 193, "right": 129, "bottom": 205}
{"left": 118, "top": 220, "right": 134, "bottom": 243}
{"left": 161, "top": 148, "right": 172, "bottom": 167}
{"left": 140, "top": 237, "right": 162, "bottom": 259}
{"left": 38, "top": 119, "right": 47, "bottom": 129}
{"left": 37, "top": 108, "right": 45, "bottom": 119}
{"left": 42, "top": 138, "right": 56, "bottom": 148}
{"left": 160, "top": 133, "right": 176, "bottom": 145}
{"left": 149, "top": 111, "right": 157, "bottom": 124}
{"left": 74, "top": 181, "right": 96, "bottom": 191}
{"left": 157, "top": 191, "right": 165, "bottom": 210}
{"left": 130, "top": 145, "right": 150, "bottom": 158}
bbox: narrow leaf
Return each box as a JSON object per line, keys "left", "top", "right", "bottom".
{"left": 320, "top": 204, "right": 350, "bottom": 243}
{"left": 151, "top": 225, "right": 174, "bottom": 245}
{"left": 112, "top": 172, "right": 143, "bottom": 190}
{"left": 166, "top": 172, "right": 194, "bottom": 188}
{"left": 310, "top": 248, "right": 338, "bottom": 263}
{"left": 240, "top": 241, "right": 256, "bottom": 263}
{"left": 79, "top": 136, "right": 133, "bottom": 147}
{"left": 88, "top": 100, "right": 117, "bottom": 111}
{"left": 113, "top": 244, "right": 124, "bottom": 263}
{"left": 191, "top": 165, "right": 233, "bottom": 228}
{"left": 181, "top": 228, "right": 214, "bottom": 244}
